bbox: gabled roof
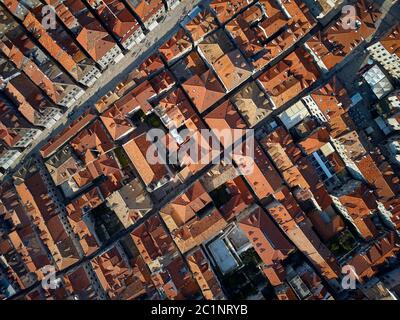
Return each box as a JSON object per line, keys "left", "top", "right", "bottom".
{"left": 306, "top": 0, "right": 381, "bottom": 69}
{"left": 77, "top": 25, "right": 116, "bottom": 61}
{"left": 298, "top": 127, "right": 331, "bottom": 155}
{"left": 91, "top": 0, "right": 140, "bottom": 42}
{"left": 128, "top": 0, "right": 165, "bottom": 24}
{"left": 123, "top": 133, "right": 169, "bottom": 187}
{"left": 239, "top": 206, "right": 294, "bottom": 265}
{"left": 184, "top": 8, "right": 218, "bottom": 42}
{"left": 242, "top": 144, "right": 283, "bottom": 202}
{"left": 212, "top": 49, "right": 253, "bottom": 91}
{"left": 204, "top": 100, "right": 246, "bottom": 140}
{"left": 258, "top": 48, "right": 320, "bottom": 107}
{"left": 186, "top": 248, "right": 225, "bottom": 300}
{"left": 182, "top": 70, "right": 225, "bottom": 113}
{"left": 70, "top": 120, "right": 114, "bottom": 161}
{"left": 159, "top": 28, "right": 192, "bottom": 62}
{"left": 100, "top": 105, "right": 134, "bottom": 140}
{"left": 157, "top": 88, "right": 195, "bottom": 128}
{"left": 164, "top": 181, "right": 213, "bottom": 227}
{"left": 209, "top": 0, "right": 249, "bottom": 24}
{"left": 238, "top": 206, "right": 294, "bottom": 285}
{"left": 380, "top": 25, "right": 400, "bottom": 57}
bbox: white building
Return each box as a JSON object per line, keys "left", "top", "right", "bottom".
{"left": 363, "top": 65, "right": 394, "bottom": 99}
{"left": 278, "top": 100, "right": 311, "bottom": 129}
{"left": 0, "top": 147, "right": 21, "bottom": 170}
{"left": 386, "top": 136, "right": 400, "bottom": 166}
{"left": 368, "top": 42, "right": 400, "bottom": 80}
{"left": 97, "top": 44, "right": 124, "bottom": 70}
{"left": 302, "top": 95, "right": 329, "bottom": 123}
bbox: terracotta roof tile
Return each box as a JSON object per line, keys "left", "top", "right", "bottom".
{"left": 182, "top": 69, "right": 225, "bottom": 113}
